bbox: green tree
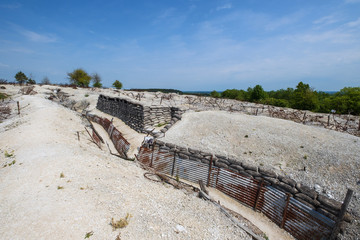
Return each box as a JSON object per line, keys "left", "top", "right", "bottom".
{"left": 331, "top": 87, "right": 360, "bottom": 114}
{"left": 67, "top": 68, "right": 91, "bottom": 87}
{"left": 92, "top": 73, "right": 102, "bottom": 88}
{"left": 250, "top": 85, "right": 266, "bottom": 102}
{"left": 15, "top": 71, "right": 28, "bottom": 85}
{"left": 210, "top": 90, "right": 221, "bottom": 98}
{"left": 291, "top": 82, "right": 319, "bottom": 110}
{"left": 112, "top": 80, "right": 122, "bottom": 89}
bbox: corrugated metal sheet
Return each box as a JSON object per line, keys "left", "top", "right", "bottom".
{"left": 137, "top": 146, "right": 335, "bottom": 240}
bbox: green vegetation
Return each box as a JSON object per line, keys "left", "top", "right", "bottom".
{"left": 0, "top": 93, "right": 8, "bottom": 100}
{"left": 92, "top": 73, "right": 102, "bottom": 88}
{"left": 130, "top": 88, "right": 182, "bottom": 94}
{"left": 67, "top": 68, "right": 91, "bottom": 87}
{"left": 57, "top": 186, "right": 64, "bottom": 190}
{"left": 4, "top": 150, "right": 14, "bottom": 158}
{"left": 14, "top": 71, "right": 28, "bottom": 85}
{"left": 112, "top": 80, "right": 123, "bottom": 89}
{"left": 216, "top": 82, "right": 360, "bottom": 115}
{"left": 84, "top": 231, "right": 94, "bottom": 239}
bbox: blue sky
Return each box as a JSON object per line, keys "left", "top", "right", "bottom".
{"left": 0, "top": 0, "right": 359, "bottom": 91}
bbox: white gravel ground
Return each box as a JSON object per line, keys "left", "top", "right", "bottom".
{"left": 0, "top": 94, "right": 251, "bottom": 240}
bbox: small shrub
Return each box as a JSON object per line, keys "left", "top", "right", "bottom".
{"left": 60, "top": 172, "right": 65, "bottom": 178}
{"left": 244, "top": 135, "right": 248, "bottom": 138}
{"left": 57, "top": 186, "right": 64, "bottom": 190}
{"left": 300, "top": 146, "right": 304, "bottom": 148}
{"left": 85, "top": 94, "right": 89, "bottom": 97}
{"left": 111, "top": 213, "right": 132, "bottom": 230}
{"left": 303, "top": 155, "right": 308, "bottom": 160}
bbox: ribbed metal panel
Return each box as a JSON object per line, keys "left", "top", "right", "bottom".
{"left": 137, "top": 147, "right": 335, "bottom": 240}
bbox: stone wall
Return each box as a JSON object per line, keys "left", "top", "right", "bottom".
{"left": 96, "top": 94, "right": 184, "bottom": 133}
{"left": 153, "top": 139, "right": 351, "bottom": 225}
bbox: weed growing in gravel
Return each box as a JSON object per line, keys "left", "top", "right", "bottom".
{"left": 303, "top": 155, "right": 308, "bottom": 160}
{"left": 60, "top": 172, "right": 65, "bottom": 178}
{"left": 57, "top": 186, "right": 64, "bottom": 190}
{"left": 244, "top": 135, "right": 248, "bottom": 138}
{"left": 156, "top": 122, "right": 168, "bottom": 127}
{"left": 4, "top": 150, "right": 14, "bottom": 158}
{"left": 300, "top": 145, "right": 304, "bottom": 148}
{"left": 85, "top": 94, "right": 89, "bottom": 97}
{"left": 84, "top": 231, "right": 93, "bottom": 239}
{"left": 111, "top": 213, "right": 132, "bottom": 230}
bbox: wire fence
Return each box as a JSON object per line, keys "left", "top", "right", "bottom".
{"left": 137, "top": 146, "right": 335, "bottom": 240}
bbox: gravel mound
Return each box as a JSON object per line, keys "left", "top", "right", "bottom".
{"left": 163, "top": 110, "right": 360, "bottom": 238}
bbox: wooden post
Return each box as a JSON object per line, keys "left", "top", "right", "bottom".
{"left": 253, "top": 180, "right": 264, "bottom": 211}
{"left": 328, "top": 115, "right": 330, "bottom": 126}
{"left": 77, "top": 131, "right": 80, "bottom": 141}
{"left": 330, "top": 189, "right": 354, "bottom": 240}
{"left": 150, "top": 142, "right": 155, "bottom": 168}
{"left": 281, "top": 193, "right": 291, "bottom": 228}
{"left": 255, "top": 108, "right": 258, "bottom": 116}
{"left": 206, "top": 155, "right": 214, "bottom": 187}
{"left": 303, "top": 112, "right": 306, "bottom": 124}
{"left": 17, "top": 101, "right": 20, "bottom": 115}
{"left": 171, "top": 152, "right": 176, "bottom": 176}
{"left": 358, "top": 120, "right": 360, "bottom": 131}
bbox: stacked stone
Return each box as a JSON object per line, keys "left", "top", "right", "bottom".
{"left": 143, "top": 106, "right": 172, "bottom": 128}
{"left": 97, "top": 95, "right": 144, "bottom": 132}
{"left": 153, "top": 140, "right": 351, "bottom": 225}
{"left": 96, "top": 95, "right": 186, "bottom": 134}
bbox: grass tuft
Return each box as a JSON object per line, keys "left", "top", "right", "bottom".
{"left": 111, "top": 213, "right": 132, "bottom": 230}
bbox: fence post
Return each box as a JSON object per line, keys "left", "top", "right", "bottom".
{"left": 330, "top": 189, "right": 353, "bottom": 240}
{"left": 358, "top": 120, "right": 360, "bottom": 131}
{"left": 303, "top": 112, "right": 306, "bottom": 124}
{"left": 150, "top": 141, "right": 156, "bottom": 168}
{"left": 206, "top": 155, "right": 214, "bottom": 187}
{"left": 328, "top": 115, "right": 330, "bottom": 126}
{"left": 254, "top": 180, "right": 264, "bottom": 211}
{"left": 281, "top": 193, "right": 291, "bottom": 229}
{"left": 17, "top": 101, "right": 20, "bottom": 115}
{"left": 171, "top": 151, "right": 176, "bottom": 176}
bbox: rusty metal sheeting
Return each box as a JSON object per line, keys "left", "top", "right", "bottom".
{"left": 283, "top": 198, "right": 334, "bottom": 240}
{"left": 216, "top": 168, "right": 260, "bottom": 208}
{"left": 137, "top": 147, "right": 335, "bottom": 240}
{"left": 87, "top": 114, "right": 130, "bottom": 158}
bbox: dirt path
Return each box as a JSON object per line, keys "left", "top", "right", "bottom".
{"left": 0, "top": 95, "right": 252, "bottom": 240}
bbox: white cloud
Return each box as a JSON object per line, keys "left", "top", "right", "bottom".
{"left": 0, "top": 62, "right": 10, "bottom": 68}
{"left": 20, "top": 29, "right": 57, "bottom": 43}
{"left": 313, "top": 15, "right": 338, "bottom": 26}
{"left": 346, "top": 18, "right": 360, "bottom": 27}
{"left": 216, "top": 3, "right": 232, "bottom": 11}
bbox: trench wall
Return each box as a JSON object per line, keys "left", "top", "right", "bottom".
{"left": 151, "top": 140, "right": 351, "bottom": 226}
{"left": 96, "top": 94, "right": 184, "bottom": 133}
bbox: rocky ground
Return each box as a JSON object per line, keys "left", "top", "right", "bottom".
{"left": 0, "top": 87, "right": 253, "bottom": 240}
{"left": 1, "top": 84, "right": 358, "bottom": 239}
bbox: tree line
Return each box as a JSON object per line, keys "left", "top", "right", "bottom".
{"left": 211, "top": 82, "right": 360, "bottom": 115}
{"left": 10, "top": 68, "right": 123, "bottom": 89}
